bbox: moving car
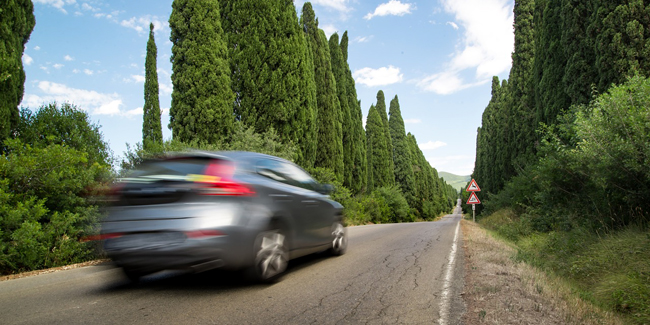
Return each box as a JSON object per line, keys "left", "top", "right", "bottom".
{"left": 101, "top": 151, "right": 347, "bottom": 282}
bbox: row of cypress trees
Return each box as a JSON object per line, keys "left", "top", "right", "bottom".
{"left": 141, "top": 0, "right": 456, "bottom": 217}
{"left": 473, "top": 0, "right": 650, "bottom": 197}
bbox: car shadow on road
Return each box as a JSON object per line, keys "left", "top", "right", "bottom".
{"left": 98, "top": 251, "right": 333, "bottom": 294}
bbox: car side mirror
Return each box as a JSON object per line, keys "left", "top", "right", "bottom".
{"left": 317, "top": 183, "right": 334, "bottom": 195}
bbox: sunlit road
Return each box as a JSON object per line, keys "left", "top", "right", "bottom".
{"left": 0, "top": 209, "right": 465, "bottom": 325}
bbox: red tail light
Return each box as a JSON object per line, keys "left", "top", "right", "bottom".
{"left": 195, "top": 160, "right": 255, "bottom": 196}
{"left": 185, "top": 229, "right": 225, "bottom": 239}
{"left": 81, "top": 233, "right": 123, "bottom": 242}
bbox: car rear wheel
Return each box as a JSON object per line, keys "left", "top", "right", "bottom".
{"left": 249, "top": 228, "right": 288, "bottom": 283}
{"left": 328, "top": 221, "right": 347, "bottom": 256}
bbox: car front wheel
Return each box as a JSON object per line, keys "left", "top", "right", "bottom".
{"left": 328, "top": 221, "right": 347, "bottom": 256}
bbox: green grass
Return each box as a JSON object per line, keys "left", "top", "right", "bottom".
{"left": 438, "top": 172, "right": 471, "bottom": 192}
{"left": 479, "top": 210, "right": 650, "bottom": 324}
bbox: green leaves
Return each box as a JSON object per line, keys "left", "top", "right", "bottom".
{"left": 143, "top": 22, "right": 163, "bottom": 150}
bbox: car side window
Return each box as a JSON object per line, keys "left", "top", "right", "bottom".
{"left": 256, "top": 159, "right": 317, "bottom": 191}
{"left": 279, "top": 162, "right": 317, "bottom": 191}
{"left": 256, "top": 159, "right": 289, "bottom": 183}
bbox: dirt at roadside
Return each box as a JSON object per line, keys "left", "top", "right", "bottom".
{"left": 460, "top": 219, "right": 622, "bottom": 325}
{"left": 0, "top": 259, "right": 109, "bottom": 282}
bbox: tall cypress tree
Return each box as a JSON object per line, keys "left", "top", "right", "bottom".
{"left": 366, "top": 105, "right": 391, "bottom": 191}
{"left": 221, "top": 0, "right": 317, "bottom": 167}
{"left": 341, "top": 31, "right": 367, "bottom": 194}
{"left": 143, "top": 23, "right": 162, "bottom": 150}
{"left": 169, "top": 0, "right": 234, "bottom": 144}
{"left": 329, "top": 33, "right": 351, "bottom": 184}
{"left": 375, "top": 90, "right": 395, "bottom": 185}
{"left": 300, "top": 3, "right": 343, "bottom": 177}
{"left": 0, "top": 0, "right": 35, "bottom": 139}
{"left": 388, "top": 95, "right": 416, "bottom": 208}
{"left": 561, "top": 0, "right": 597, "bottom": 106}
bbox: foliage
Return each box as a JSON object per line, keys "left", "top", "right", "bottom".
{"left": 374, "top": 90, "right": 395, "bottom": 185}
{"left": 388, "top": 95, "right": 416, "bottom": 209}
{"left": 12, "top": 103, "right": 113, "bottom": 166}
{"left": 329, "top": 33, "right": 351, "bottom": 184}
{"left": 0, "top": 0, "right": 35, "bottom": 139}
{"left": 371, "top": 186, "right": 412, "bottom": 223}
{"left": 143, "top": 23, "right": 162, "bottom": 150}
{"left": 0, "top": 103, "right": 113, "bottom": 274}
{"left": 340, "top": 31, "right": 367, "bottom": 195}
{"left": 169, "top": 0, "right": 234, "bottom": 144}
{"left": 300, "top": 4, "right": 343, "bottom": 178}
{"left": 221, "top": 0, "right": 317, "bottom": 167}
{"left": 365, "top": 105, "right": 391, "bottom": 191}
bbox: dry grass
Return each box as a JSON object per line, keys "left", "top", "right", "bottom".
{"left": 461, "top": 219, "right": 623, "bottom": 325}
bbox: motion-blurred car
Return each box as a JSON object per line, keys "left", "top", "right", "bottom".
{"left": 100, "top": 151, "right": 347, "bottom": 282}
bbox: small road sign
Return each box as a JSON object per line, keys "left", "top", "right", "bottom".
{"left": 466, "top": 179, "right": 481, "bottom": 192}
{"left": 467, "top": 192, "right": 481, "bottom": 205}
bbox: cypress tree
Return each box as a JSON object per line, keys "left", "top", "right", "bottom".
{"left": 169, "top": 0, "right": 234, "bottom": 144}
{"left": 0, "top": 0, "right": 35, "bottom": 139}
{"left": 300, "top": 3, "right": 343, "bottom": 177}
{"left": 388, "top": 95, "right": 416, "bottom": 208}
{"left": 329, "top": 33, "right": 351, "bottom": 184}
{"left": 561, "top": 0, "right": 597, "bottom": 106}
{"left": 375, "top": 90, "right": 395, "bottom": 185}
{"left": 221, "top": 0, "right": 317, "bottom": 167}
{"left": 341, "top": 31, "right": 367, "bottom": 194}
{"left": 366, "top": 105, "right": 391, "bottom": 191}
{"left": 143, "top": 23, "right": 163, "bottom": 150}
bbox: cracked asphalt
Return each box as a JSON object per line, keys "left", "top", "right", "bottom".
{"left": 0, "top": 212, "right": 465, "bottom": 325}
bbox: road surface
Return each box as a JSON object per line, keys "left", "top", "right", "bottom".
{"left": 0, "top": 210, "right": 465, "bottom": 324}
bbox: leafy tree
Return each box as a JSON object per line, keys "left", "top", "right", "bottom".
{"left": 221, "top": 0, "right": 317, "bottom": 167}
{"left": 388, "top": 95, "right": 416, "bottom": 208}
{"left": 143, "top": 23, "right": 163, "bottom": 150}
{"left": 12, "top": 103, "right": 112, "bottom": 166}
{"left": 341, "top": 31, "right": 367, "bottom": 194}
{"left": 561, "top": 0, "right": 597, "bottom": 106}
{"left": 329, "top": 33, "right": 351, "bottom": 185}
{"left": 375, "top": 90, "right": 395, "bottom": 184}
{"left": 169, "top": 0, "right": 234, "bottom": 144}
{"left": 0, "top": 0, "right": 35, "bottom": 139}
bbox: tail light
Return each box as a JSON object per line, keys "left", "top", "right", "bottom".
{"left": 81, "top": 233, "right": 123, "bottom": 242}
{"left": 194, "top": 160, "right": 255, "bottom": 196}
{"left": 185, "top": 229, "right": 225, "bottom": 238}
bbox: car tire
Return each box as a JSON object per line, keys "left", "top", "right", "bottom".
{"left": 248, "top": 228, "right": 289, "bottom": 283}
{"left": 328, "top": 221, "right": 347, "bottom": 256}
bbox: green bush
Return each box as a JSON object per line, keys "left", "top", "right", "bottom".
{"left": 371, "top": 186, "right": 412, "bottom": 223}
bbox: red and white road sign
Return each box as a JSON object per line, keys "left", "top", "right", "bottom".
{"left": 466, "top": 179, "right": 481, "bottom": 192}
{"left": 466, "top": 192, "right": 481, "bottom": 205}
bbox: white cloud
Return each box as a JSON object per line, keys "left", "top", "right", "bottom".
{"left": 404, "top": 118, "right": 421, "bottom": 124}
{"left": 53, "top": 63, "right": 64, "bottom": 69}
{"left": 33, "top": 0, "right": 76, "bottom": 14}
{"left": 21, "top": 81, "right": 124, "bottom": 116}
{"left": 353, "top": 65, "right": 403, "bottom": 87}
{"left": 321, "top": 24, "right": 338, "bottom": 39}
{"left": 353, "top": 36, "right": 372, "bottom": 43}
{"left": 120, "top": 16, "right": 167, "bottom": 34}
{"left": 425, "top": 155, "right": 474, "bottom": 175}
{"left": 447, "top": 21, "right": 459, "bottom": 30}
{"left": 161, "top": 107, "right": 170, "bottom": 116}
{"left": 364, "top": 0, "right": 414, "bottom": 20}
{"left": 23, "top": 54, "right": 33, "bottom": 66}
{"left": 72, "top": 69, "right": 79, "bottom": 73}
{"left": 83, "top": 69, "right": 94, "bottom": 75}
{"left": 310, "top": 0, "right": 350, "bottom": 12}
{"left": 34, "top": 46, "right": 41, "bottom": 51}
{"left": 81, "top": 3, "right": 99, "bottom": 12}
{"left": 418, "top": 0, "right": 514, "bottom": 95}
{"left": 419, "top": 140, "right": 447, "bottom": 150}
{"left": 124, "top": 107, "right": 143, "bottom": 117}
{"left": 159, "top": 83, "right": 173, "bottom": 95}
{"left": 123, "top": 74, "right": 145, "bottom": 83}
{"left": 64, "top": 55, "right": 74, "bottom": 61}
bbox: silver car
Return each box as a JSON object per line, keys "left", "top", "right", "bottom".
{"left": 101, "top": 151, "right": 347, "bottom": 282}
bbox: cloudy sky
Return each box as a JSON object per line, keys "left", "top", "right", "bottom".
{"left": 22, "top": 0, "right": 514, "bottom": 176}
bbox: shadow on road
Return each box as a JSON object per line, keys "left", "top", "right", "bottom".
{"left": 99, "top": 251, "right": 333, "bottom": 294}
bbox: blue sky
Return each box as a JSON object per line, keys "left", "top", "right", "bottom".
{"left": 22, "top": 0, "right": 514, "bottom": 176}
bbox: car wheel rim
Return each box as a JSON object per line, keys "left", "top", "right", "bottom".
{"left": 332, "top": 223, "right": 346, "bottom": 251}
{"left": 256, "top": 231, "right": 287, "bottom": 279}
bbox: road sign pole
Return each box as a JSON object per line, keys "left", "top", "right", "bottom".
{"left": 472, "top": 204, "right": 475, "bottom": 222}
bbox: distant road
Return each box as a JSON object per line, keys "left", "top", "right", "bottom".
{"left": 0, "top": 211, "right": 465, "bottom": 324}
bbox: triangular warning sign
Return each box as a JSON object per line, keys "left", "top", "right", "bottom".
{"left": 466, "top": 192, "right": 481, "bottom": 205}
{"left": 466, "top": 179, "right": 481, "bottom": 192}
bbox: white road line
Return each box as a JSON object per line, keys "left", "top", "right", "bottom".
{"left": 438, "top": 219, "right": 460, "bottom": 325}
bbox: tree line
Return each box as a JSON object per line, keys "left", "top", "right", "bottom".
{"left": 471, "top": 0, "right": 650, "bottom": 230}
{"left": 0, "top": 0, "right": 456, "bottom": 274}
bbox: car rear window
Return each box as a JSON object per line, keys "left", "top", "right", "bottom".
{"left": 129, "top": 158, "right": 211, "bottom": 178}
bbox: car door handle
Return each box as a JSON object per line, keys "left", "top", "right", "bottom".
{"left": 302, "top": 200, "right": 319, "bottom": 207}
{"left": 270, "top": 194, "right": 292, "bottom": 202}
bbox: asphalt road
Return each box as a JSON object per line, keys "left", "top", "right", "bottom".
{"left": 0, "top": 210, "right": 465, "bottom": 325}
